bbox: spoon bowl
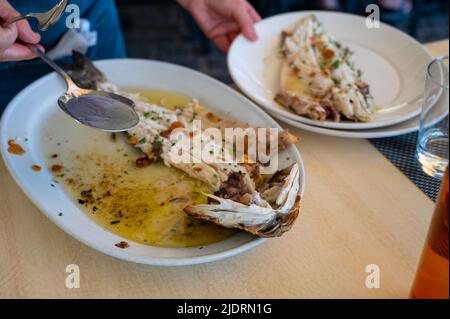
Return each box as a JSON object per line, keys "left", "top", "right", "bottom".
{"left": 27, "top": 46, "right": 139, "bottom": 132}
{"left": 58, "top": 90, "right": 140, "bottom": 132}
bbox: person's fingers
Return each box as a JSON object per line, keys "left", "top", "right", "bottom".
{"left": 0, "top": 0, "right": 41, "bottom": 61}
{"left": 0, "top": 0, "right": 15, "bottom": 19}
{"left": 0, "top": 0, "right": 41, "bottom": 43}
{"left": 0, "top": 43, "right": 35, "bottom": 61}
{"left": 16, "top": 19, "right": 41, "bottom": 44}
{"left": 206, "top": 20, "right": 241, "bottom": 52}
{"left": 245, "top": 2, "right": 262, "bottom": 23}
{"left": 0, "top": 43, "right": 44, "bottom": 62}
{"left": 0, "top": 25, "right": 18, "bottom": 52}
{"left": 213, "top": 35, "right": 231, "bottom": 52}
{"left": 231, "top": 2, "right": 258, "bottom": 41}
{"left": 207, "top": 20, "right": 240, "bottom": 39}
{"left": 0, "top": 0, "right": 20, "bottom": 51}
{"left": 228, "top": 31, "right": 240, "bottom": 43}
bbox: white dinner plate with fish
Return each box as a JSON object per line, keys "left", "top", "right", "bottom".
{"left": 228, "top": 11, "right": 433, "bottom": 130}
{"left": 0, "top": 55, "right": 305, "bottom": 266}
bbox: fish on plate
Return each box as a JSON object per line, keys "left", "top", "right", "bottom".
{"left": 275, "top": 14, "right": 374, "bottom": 122}
{"left": 66, "top": 52, "right": 303, "bottom": 237}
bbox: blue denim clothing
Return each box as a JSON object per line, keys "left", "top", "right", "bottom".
{"left": 0, "top": 0, "right": 126, "bottom": 112}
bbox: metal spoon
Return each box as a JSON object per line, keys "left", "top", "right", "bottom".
{"left": 3, "top": 0, "right": 68, "bottom": 31}
{"left": 29, "top": 45, "right": 139, "bottom": 132}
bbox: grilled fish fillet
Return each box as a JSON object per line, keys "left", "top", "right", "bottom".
{"left": 276, "top": 14, "right": 374, "bottom": 122}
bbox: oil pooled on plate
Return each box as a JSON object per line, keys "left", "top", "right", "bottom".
{"left": 49, "top": 89, "right": 237, "bottom": 248}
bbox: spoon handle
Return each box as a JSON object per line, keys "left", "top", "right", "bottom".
{"left": 3, "top": 14, "right": 33, "bottom": 27}
{"left": 27, "top": 45, "right": 78, "bottom": 91}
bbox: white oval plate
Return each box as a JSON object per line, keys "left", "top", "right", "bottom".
{"left": 0, "top": 59, "right": 305, "bottom": 266}
{"left": 228, "top": 11, "right": 433, "bottom": 130}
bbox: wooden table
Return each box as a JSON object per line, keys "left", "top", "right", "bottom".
{"left": 0, "top": 40, "right": 448, "bottom": 299}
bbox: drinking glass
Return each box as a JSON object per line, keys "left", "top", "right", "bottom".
{"left": 416, "top": 56, "right": 449, "bottom": 178}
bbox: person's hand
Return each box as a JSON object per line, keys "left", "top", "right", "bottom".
{"left": 178, "top": 0, "right": 261, "bottom": 52}
{"left": 0, "top": 0, "right": 43, "bottom": 61}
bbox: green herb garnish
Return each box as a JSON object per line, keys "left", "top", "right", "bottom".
{"left": 357, "top": 69, "right": 363, "bottom": 78}
{"left": 331, "top": 77, "right": 341, "bottom": 86}
{"left": 331, "top": 60, "right": 340, "bottom": 70}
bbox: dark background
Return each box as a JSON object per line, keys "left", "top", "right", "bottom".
{"left": 115, "top": 0, "right": 449, "bottom": 83}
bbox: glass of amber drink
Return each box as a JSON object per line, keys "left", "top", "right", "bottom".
{"left": 410, "top": 167, "right": 449, "bottom": 299}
